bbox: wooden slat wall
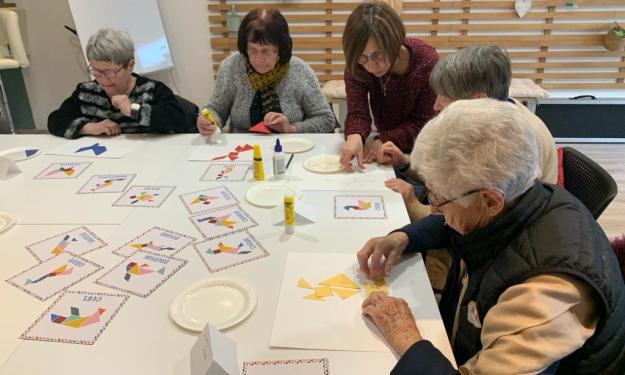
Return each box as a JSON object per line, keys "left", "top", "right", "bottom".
{"left": 208, "top": 0, "right": 625, "bottom": 90}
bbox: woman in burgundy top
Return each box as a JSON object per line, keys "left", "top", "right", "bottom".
{"left": 340, "top": 1, "right": 438, "bottom": 171}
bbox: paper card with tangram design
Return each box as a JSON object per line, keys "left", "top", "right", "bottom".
{"left": 178, "top": 186, "right": 239, "bottom": 215}
{"left": 6, "top": 252, "right": 103, "bottom": 301}
{"left": 112, "top": 185, "right": 175, "bottom": 208}
{"left": 77, "top": 174, "right": 135, "bottom": 194}
{"left": 25, "top": 226, "right": 108, "bottom": 262}
{"left": 189, "top": 205, "right": 258, "bottom": 239}
{"left": 47, "top": 138, "right": 139, "bottom": 159}
{"left": 20, "top": 290, "right": 128, "bottom": 345}
{"left": 334, "top": 195, "right": 387, "bottom": 219}
{"left": 34, "top": 162, "right": 92, "bottom": 179}
{"left": 200, "top": 163, "right": 251, "bottom": 181}
{"left": 242, "top": 358, "right": 330, "bottom": 375}
{"left": 95, "top": 250, "right": 187, "bottom": 298}
{"left": 193, "top": 231, "right": 269, "bottom": 273}
{"left": 112, "top": 226, "right": 196, "bottom": 258}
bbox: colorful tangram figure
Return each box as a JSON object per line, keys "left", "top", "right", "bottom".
{"left": 124, "top": 262, "right": 165, "bottom": 281}
{"left": 25, "top": 264, "right": 73, "bottom": 285}
{"left": 91, "top": 178, "right": 125, "bottom": 192}
{"left": 206, "top": 241, "right": 250, "bottom": 255}
{"left": 51, "top": 307, "right": 106, "bottom": 328}
{"left": 50, "top": 235, "right": 77, "bottom": 255}
{"left": 129, "top": 192, "right": 159, "bottom": 204}
{"left": 46, "top": 166, "right": 75, "bottom": 177}
{"left": 211, "top": 144, "right": 254, "bottom": 162}
{"left": 129, "top": 241, "right": 175, "bottom": 252}
{"left": 75, "top": 143, "right": 107, "bottom": 156}
{"left": 216, "top": 166, "right": 235, "bottom": 179}
{"left": 298, "top": 273, "right": 365, "bottom": 301}
{"left": 197, "top": 214, "right": 236, "bottom": 229}
{"left": 191, "top": 194, "right": 220, "bottom": 205}
{"left": 344, "top": 200, "right": 372, "bottom": 211}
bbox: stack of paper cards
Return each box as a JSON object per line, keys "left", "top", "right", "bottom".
{"left": 242, "top": 358, "right": 330, "bottom": 375}
{"left": 25, "top": 227, "right": 108, "bottom": 262}
{"left": 179, "top": 186, "right": 239, "bottom": 215}
{"left": 334, "top": 195, "right": 387, "bottom": 219}
{"left": 193, "top": 231, "right": 269, "bottom": 273}
{"left": 189, "top": 205, "right": 257, "bottom": 239}
{"left": 201, "top": 163, "right": 250, "bottom": 182}
{"left": 113, "top": 226, "right": 196, "bottom": 257}
{"left": 34, "top": 162, "right": 92, "bottom": 179}
{"left": 77, "top": 174, "right": 135, "bottom": 194}
{"left": 112, "top": 185, "right": 176, "bottom": 208}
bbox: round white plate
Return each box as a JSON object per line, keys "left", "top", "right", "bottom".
{"left": 170, "top": 277, "right": 256, "bottom": 332}
{"left": 246, "top": 182, "right": 302, "bottom": 207}
{"left": 0, "top": 146, "right": 41, "bottom": 162}
{"left": 303, "top": 154, "right": 344, "bottom": 174}
{"left": 0, "top": 212, "right": 16, "bottom": 234}
{"left": 281, "top": 138, "right": 314, "bottom": 153}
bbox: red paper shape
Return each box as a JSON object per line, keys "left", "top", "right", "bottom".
{"left": 249, "top": 121, "right": 272, "bottom": 134}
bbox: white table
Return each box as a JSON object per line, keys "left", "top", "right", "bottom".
{"left": 0, "top": 134, "right": 455, "bottom": 374}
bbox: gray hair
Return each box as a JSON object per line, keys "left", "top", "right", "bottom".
{"left": 86, "top": 28, "right": 134, "bottom": 66}
{"left": 411, "top": 98, "right": 539, "bottom": 205}
{"left": 429, "top": 45, "right": 511, "bottom": 100}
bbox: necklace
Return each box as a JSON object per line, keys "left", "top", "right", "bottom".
{"left": 379, "top": 74, "right": 391, "bottom": 97}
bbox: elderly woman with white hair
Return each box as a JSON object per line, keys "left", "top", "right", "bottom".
{"left": 357, "top": 99, "right": 624, "bottom": 374}
{"left": 48, "top": 28, "right": 187, "bottom": 138}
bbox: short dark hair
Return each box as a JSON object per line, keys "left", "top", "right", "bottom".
{"left": 237, "top": 9, "right": 292, "bottom": 64}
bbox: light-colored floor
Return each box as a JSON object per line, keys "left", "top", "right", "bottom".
{"left": 562, "top": 144, "right": 625, "bottom": 239}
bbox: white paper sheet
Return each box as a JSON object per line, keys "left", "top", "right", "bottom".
{"left": 47, "top": 137, "right": 140, "bottom": 159}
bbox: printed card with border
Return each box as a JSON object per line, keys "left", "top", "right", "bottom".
{"left": 242, "top": 358, "right": 330, "bottom": 375}
{"left": 95, "top": 250, "right": 187, "bottom": 298}
{"left": 77, "top": 174, "right": 135, "bottom": 194}
{"left": 189, "top": 205, "right": 258, "bottom": 239}
{"left": 112, "top": 185, "right": 175, "bottom": 208}
{"left": 25, "top": 226, "right": 108, "bottom": 262}
{"left": 200, "top": 163, "right": 250, "bottom": 181}
{"left": 34, "top": 162, "right": 92, "bottom": 179}
{"left": 179, "top": 186, "right": 239, "bottom": 215}
{"left": 113, "top": 226, "right": 196, "bottom": 258}
{"left": 193, "top": 231, "right": 269, "bottom": 273}
{"left": 6, "top": 252, "right": 103, "bottom": 301}
{"left": 20, "top": 290, "right": 129, "bottom": 345}
{"left": 334, "top": 195, "right": 387, "bottom": 219}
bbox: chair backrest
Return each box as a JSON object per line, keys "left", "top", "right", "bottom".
{"left": 174, "top": 95, "right": 199, "bottom": 133}
{"left": 562, "top": 146, "right": 618, "bottom": 219}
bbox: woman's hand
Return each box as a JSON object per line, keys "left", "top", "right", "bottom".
{"left": 81, "top": 119, "right": 121, "bottom": 136}
{"left": 363, "top": 139, "right": 383, "bottom": 164}
{"left": 385, "top": 178, "right": 418, "bottom": 206}
{"left": 264, "top": 112, "right": 295, "bottom": 133}
{"left": 111, "top": 95, "right": 132, "bottom": 117}
{"left": 377, "top": 141, "right": 410, "bottom": 168}
{"left": 357, "top": 232, "right": 408, "bottom": 279}
{"left": 340, "top": 134, "right": 365, "bottom": 172}
{"left": 362, "top": 292, "right": 422, "bottom": 355}
{"left": 197, "top": 115, "right": 217, "bottom": 136}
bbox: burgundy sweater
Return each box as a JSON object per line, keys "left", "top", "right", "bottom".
{"left": 344, "top": 38, "right": 438, "bottom": 152}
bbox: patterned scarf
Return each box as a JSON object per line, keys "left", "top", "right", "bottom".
{"left": 246, "top": 60, "right": 288, "bottom": 125}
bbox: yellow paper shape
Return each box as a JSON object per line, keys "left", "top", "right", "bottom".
{"left": 304, "top": 292, "right": 324, "bottom": 301}
{"left": 318, "top": 273, "right": 360, "bottom": 289}
{"left": 332, "top": 287, "right": 360, "bottom": 300}
{"left": 297, "top": 278, "right": 313, "bottom": 289}
{"left": 314, "top": 285, "right": 333, "bottom": 298}
{"left": 364, "top": 280, "right": 389, "bottom": 297}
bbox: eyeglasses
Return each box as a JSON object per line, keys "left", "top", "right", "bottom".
{"left": 426, "top": 188, "right": 484, "bottom": 213}
{"left": 88, "top": 65, "right": 125, "bottom": 80}
{"left": 358, "top": 51, "right": 385, "bottom": 66}
{"left": 247, "top": 47, "right": 278, "bottom": 59}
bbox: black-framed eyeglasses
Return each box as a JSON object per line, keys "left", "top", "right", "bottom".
{"left": 88, "top": 65, "right": 125, "bottom": 80}
{"left": 427, "top": 188, "right": 484, "bottom": 212}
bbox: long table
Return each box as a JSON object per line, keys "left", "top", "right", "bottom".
{"left": 0, "top": 134, "right": 455, "bottom": 374}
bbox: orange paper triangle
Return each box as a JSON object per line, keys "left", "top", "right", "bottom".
{"left": 249, "top": 121, "right": 272, "bottom": 134}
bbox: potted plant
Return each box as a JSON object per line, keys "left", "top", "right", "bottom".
{"left": 604, "top": 22, "right": 625, "bottom": 51}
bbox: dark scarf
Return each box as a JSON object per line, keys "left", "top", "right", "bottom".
{"left": 246, "top": 60, "right": 288, "bottom": 125}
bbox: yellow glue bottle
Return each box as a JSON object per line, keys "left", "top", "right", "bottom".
{"left": 284, "top": 194, "right": 294, "bottom": 234}
{"left": 201, "top": 108, "right": 216, "bottom": 124}
{"left": 253, "top": 144, "right": 265, "bottom": 181}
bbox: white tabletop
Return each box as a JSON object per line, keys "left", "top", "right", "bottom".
{"left": 0, "top": 134, "right": 455, "bottom": 374}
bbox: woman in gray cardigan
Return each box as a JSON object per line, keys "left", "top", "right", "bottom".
{"left": 197, "top": 9, "right": 334, "bottom": 134}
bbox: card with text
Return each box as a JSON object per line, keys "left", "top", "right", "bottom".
{"left": 179, "top": 186, "right": 239, "bottom": 215}
{"left": 25, "top": 226, "right": 108, "bottom": 262}
{"left": 112, "top": 226, "right": 196, "bottom": 258}
{"left": 334, "top": 195, "right": 387, "bottom": 219}
{"left": 189, "top": 205, "right": 257, "bottom": 239}
{"left": 201, "top": 163, "right": 250, "bottom": 181}
{"left": 112, "top": 185, "right": 175, "bottom": 208}
{"left": 34, "top": 162, "right": 92, "bottom": 179}
{"left": 77, "top": 174, "right": 135, "bottom": 194}
{"left": 193, "top": 231, "right": 269, "bottom": 273}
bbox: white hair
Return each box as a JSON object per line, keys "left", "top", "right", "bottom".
{"left": 86, "top": 28, "right": 134, "bottom": 66}
{"left": 411, "top": 98, "right": 540, "bottom": 204}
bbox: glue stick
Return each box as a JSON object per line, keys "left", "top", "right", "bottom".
{"left": 284, "top": 194, "right": 294, "bottom": 234}
{"left": 201, "top": 108, "right": 216, "bottom": 125}
{"left": 253, "top": 144, "right": 265, "bottom": 181}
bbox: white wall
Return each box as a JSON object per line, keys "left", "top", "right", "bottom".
{"left": 13, "top": 0, "right": 214, "bottom": 129}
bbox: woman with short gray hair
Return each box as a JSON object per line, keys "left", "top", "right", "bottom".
{"left": 357, "top": 99, "right": 625, "bottom": 374}
{"left": 48, "top": 28, "right": 187, "bottom": 138}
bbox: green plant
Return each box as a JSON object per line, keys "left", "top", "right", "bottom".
{"left": 611, "top": 22, "right": 625, "bottom": 39}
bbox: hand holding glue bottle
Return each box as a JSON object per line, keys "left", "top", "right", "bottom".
{"left": 198, "top": 109, "right": 222, "bottom": 143}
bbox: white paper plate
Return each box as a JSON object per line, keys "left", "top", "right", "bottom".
{"left": 303, "top": 154, "right": 344, "bottom": 174}
{"left": 281, "top": 138, "right": 314, "bottom": 153}
{"left": 246, "top": 182, "right": 302, "bottom": 207}
{"left": 0, "top": 146, "right": 41, "bottom": 162}
{"left": 0, "top": 212, "right": 16, "bottom": 234}
{"left": 170, "top": 277, "right": 256, "bottom": 332}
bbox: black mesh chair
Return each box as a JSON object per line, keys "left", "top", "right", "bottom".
{"left": 174, "top": 95, "right": 199, "bottom": 133}
{"left": 562, "top": 146, "right": 618, "bottom": 219}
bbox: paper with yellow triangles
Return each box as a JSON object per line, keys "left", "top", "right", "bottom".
{"left": 297, "top": 273, "right": 362, "bottom": 301}
{"left": 332, "top": 288, "right": 361, "bottom": 299}
{"left": 318, "top": 273, "right": 360, "bottom": 289}
{"left": 297, "top": 278, "right": 312, "bottom": 289}
{"left": 364, "top": 279, "right": 389, "bottom": 297}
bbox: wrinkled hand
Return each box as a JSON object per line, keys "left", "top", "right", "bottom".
{"left": 110, "top": 95, "right": 132, "bottom": 117}
{"left": 363, "top": 139, "right": 383, "bottom": 164}
{"left": 80, "top": 119, "right": 121, "bottom": 136}
{"left": 197, "top": 115, "right": 217, "bottom": 136}
{"left": 264, "top": 112, "right": 295, "bottom": 133}
{"left": 357, "top": 232, "right": 408, "bottom": 279}
{"left": 362, "top": 292, "right": 422, "bottom": 355}
{"left": 340, "top": 134, "right": 364, "bottom": 172}
{"left": 385, "top": 178, "right": 417, "bottom": 206}
{"left": 377, "top": 141, "right": 410, "bottom": 168}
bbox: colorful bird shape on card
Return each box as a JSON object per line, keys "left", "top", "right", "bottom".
{"left": 206, "top": 241, "right": 250, "bottom": 255}
{"left": 211, "top": 144, "right": 254, "bottom": 161}
{"left": 191, "top": 194, "right": 220, "bottom": 205}
{"left": 129, "top": 241, "right": 175, "bottom": 252}
{"left": 90, "top": 178, "right": 126, "bottom": 192}
{"left": 51, "top": 307, "right": 106, "bottom": 328}
{"left": 75, "top": 143, "right": 107, "bottom": 156}
{"left": 344, "top": 200, "right": 372, "bottom": 211}
{"left": 124, "top": 262, "right": 166, "bottom": 281}
{"left": 45, "top": 166, "right": 75, "bottom": 177}
{"left": 216, "top": 166, "right": 235, "bottom": 179}
{"left": 25, "top": 264, "right": 73, "bottom": 285}
{"left": 197, "top": 215, "right": 237, "bottom": 229}
{"left": 129, "top": 192, "right": 159, "bottom": 204}
{"left": 50, "top": 235, "right": 78, "bottom": 255}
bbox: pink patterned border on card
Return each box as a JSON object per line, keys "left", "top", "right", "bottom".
{"left": 192, "top": 230, "right": 269, "bottom": 273}
{"left": 242, "top": 358, "right": 330, "bottom": 375}
{"left": 333, "top": 195, "right": 388, "bottom": 220}
{"left": 112, "top": 185, "right": 176, "bottom": 208}
{"left": 111, "top": 226, "right": 196, "bottom": 257}
{"left": 25, "top": 226, "right": 108, "bottom": 262}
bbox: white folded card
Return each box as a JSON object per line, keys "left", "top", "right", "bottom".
{"left": 0, "top": 156, "right": 21, "bottom": 180}
{"left": 190, "top": 322, "right": 239, "bottom": 375}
